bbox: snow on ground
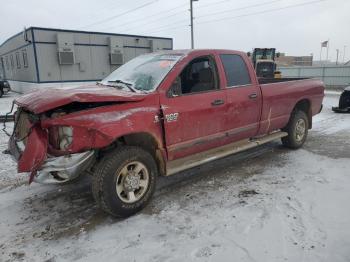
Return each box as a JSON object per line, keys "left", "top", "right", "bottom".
{"left": 0, "top": 92, "right": 18, "bottom": 115}
{"left": 0, "top": 93, "right": 350, "bottom": 262}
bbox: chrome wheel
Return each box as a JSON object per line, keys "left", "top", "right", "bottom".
{"left": 115, "top": 161, "right": 149, "bottom": 204}
{"left": 295, "top": 118, "right": 306, "bottom": 142}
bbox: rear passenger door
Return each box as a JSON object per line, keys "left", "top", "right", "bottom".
{"left": 219, "top": 54, "right": 262, "bottom": 141}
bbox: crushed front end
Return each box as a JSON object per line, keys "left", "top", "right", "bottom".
{"left": 6, "top": 108, "right": 95, "bottom": 184}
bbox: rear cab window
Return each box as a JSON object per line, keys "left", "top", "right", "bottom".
{"left": 220, "top": 54, "right": 251, "bottom": 87}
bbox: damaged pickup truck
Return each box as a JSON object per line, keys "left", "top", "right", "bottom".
{"left": 5, "top": 49, "right": 324, "bottom": 217}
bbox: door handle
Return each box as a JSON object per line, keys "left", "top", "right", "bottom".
{"left": 249, "top": 93, "right": 258, "bottom": 99}
{"left": 211, "top": 99, "right": 225, "bottom": 106}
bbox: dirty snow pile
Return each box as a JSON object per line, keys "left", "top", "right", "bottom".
{"left": 0, "top": 92, "right": 350, "bottom": 262}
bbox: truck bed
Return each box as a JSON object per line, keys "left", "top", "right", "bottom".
{"left": 257, "top": 77, "right": 324, "bottom": 136}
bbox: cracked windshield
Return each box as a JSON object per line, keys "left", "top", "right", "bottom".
{"left": 100, "top": 53, "right": 183, "bottom": 92}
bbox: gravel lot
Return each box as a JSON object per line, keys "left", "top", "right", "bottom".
{"left": 0, "top": 92, "right": 349, "bottom": 262}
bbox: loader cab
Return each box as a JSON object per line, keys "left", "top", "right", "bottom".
{"left": 248, "top": 48, "right": 280, "bottom": 78}
{"left": 255, "top": 60, "right": 276, "bottom": 78}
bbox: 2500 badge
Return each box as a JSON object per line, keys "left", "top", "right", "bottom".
{"left": 165, "top": 113, "right": 179, "bottom": 122}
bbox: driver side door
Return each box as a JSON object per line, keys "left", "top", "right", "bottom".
{"left": 160, "top": 54, "right": 228, "bottom": 160}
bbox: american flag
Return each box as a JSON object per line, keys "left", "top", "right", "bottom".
{"left": 321, "top": 41, "right": 328, "bottom": 47}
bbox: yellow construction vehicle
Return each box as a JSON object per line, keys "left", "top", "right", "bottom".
{"left": 248, "top": 48, "right": 281, "bottom": 78}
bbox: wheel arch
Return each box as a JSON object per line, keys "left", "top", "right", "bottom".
{"left": 99, "top": 132, "right": 166, "bottom": 176}
{"left": 292, "top": 99, "right": 312, "bottom": 129}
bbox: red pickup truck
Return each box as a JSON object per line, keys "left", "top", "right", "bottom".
{"left": 6, "top": 49, "right": 324, "bottom": 217}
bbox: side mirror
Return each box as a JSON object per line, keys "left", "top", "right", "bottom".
{"left": 168, "top": 77, "right": 182, "bottom": 97}
{"left": 247, "top": 52, "right": 251, "bottom": 57}
{"left": 276, "top": 52, "right": 280, "bottom": 58}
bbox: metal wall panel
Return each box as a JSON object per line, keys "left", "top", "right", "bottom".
{"left": 36, "top": 43, "right": 61, "bottom": 82}
{"left": 278, "top": 66, "right": 350, "bottom": 87}
{"left": 0, "top": 30, "right": 37, "bottom": 83}
{"left": 35, "top": 28, "right": 172, "bottom": 82}
{"left": 90, "top": 46, "right": 111, "bottom": 79}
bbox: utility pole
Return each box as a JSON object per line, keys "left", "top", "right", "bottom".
{"left": 343, "top": 45, "right": 347, "bottom": 63}
{"left": 310, "top": 53, "right": 313, "bottom": 66}
{"left": 336, "top": 49, "right": 339, "bottom": 65}
{"left": 190, "top": 0, "right": 198, "bottom": 49}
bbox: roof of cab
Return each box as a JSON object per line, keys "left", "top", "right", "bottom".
{"left": 154, "top": 49, "right": 246, "bottom": 56}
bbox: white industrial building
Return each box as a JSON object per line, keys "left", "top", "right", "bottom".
{"left": 0, "top": 27, "right": 173, "bottom": 93}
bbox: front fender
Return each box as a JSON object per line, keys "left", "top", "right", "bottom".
{"left": 17, "top": 124, "right": 48, "bottom": 174}
{"left": 41, "top": 106, "right": 164, "bottom": 153}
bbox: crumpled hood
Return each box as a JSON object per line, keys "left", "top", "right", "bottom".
{"left": 14, "top": 84, "right": 147, "bottom": 114}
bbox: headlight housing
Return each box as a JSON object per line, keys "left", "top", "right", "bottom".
{"left": 49, "top": 126, "right": 73, "bottom": 151}
{"left": 58, "top": 126, "right": 73, "bottom": 150}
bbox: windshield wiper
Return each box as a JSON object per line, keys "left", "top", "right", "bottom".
{"left": 107, "top": 80, "right": 137, "bottom": 92}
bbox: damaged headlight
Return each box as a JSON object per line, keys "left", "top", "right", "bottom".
{"left": 49, "top": 126, "right": 73, "bottom": 150}
{"left": 58, "top": 126, "right": 73, "bottom": 150}
{"left": 48, "top": 112, "right": 73, "bottom": 151}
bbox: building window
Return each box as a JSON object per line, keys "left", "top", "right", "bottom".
{"left": 22, "top": 50, "right": 28, "bottom": 68}
{"left": 10, "top": 54, "right": 14, "bottom": 69}
{"left": 220, "top": 54, "right": 251, "bottom": 87}
{"left": 5, "top": 56, "right": 9, "bottom": 70}
{"left": 16, "top": 52, "right": 21, "bottom": 69}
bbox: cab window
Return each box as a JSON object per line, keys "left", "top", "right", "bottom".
{"left": 169, "top": 56, "right": 219, "bottom": 96}
{"left": 220, "top": 54, "right": 251, "bottom": 87}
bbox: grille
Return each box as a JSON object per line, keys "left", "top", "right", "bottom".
{"left": 14, "top": 110, "right": 31, "bottom": 145}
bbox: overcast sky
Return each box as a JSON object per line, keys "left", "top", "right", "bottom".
{"left": 1, "top": 0, "right": 349, "bottom": 62}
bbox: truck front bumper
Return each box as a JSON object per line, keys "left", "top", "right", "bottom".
{"left": 7, "top": 127, "right": 95, "bottom": 184}
{"left": 34, "top": 151, "right": 95, "bottom": 184}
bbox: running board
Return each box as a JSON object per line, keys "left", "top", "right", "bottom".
{"left": 166, "top": 131, "right": 288, "bottom": 176}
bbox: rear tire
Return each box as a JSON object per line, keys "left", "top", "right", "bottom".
{"left": 281, "top": 110, "right": 309, "bottom": 149}
{"left": 92, "top": 146, "right": 157, "bottom": 218}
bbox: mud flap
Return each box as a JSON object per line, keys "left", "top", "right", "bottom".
{"left": 17, "top": 125, "right": 48, "bottom": 183}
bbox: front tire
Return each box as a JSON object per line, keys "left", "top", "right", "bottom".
{"left": 92, "top": 146, "right": 157, "bottom": 217}
{"left": 281, "top": 110, "right": 309, "bottom": 149}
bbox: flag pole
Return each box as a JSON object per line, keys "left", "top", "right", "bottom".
{"left": 343, "top": 45, "right": 347, "bottom": 63}
{"left": 326, "top": 39, "right": 329, "bottom": 62}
